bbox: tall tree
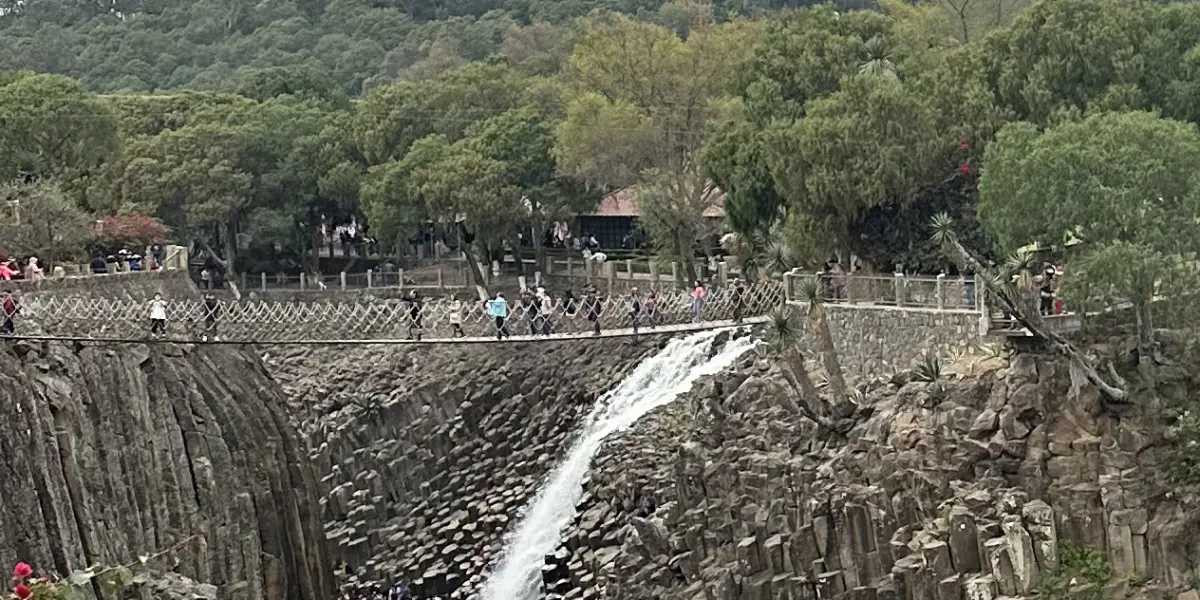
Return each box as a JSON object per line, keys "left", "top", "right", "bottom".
{"left": 0, "top": 73, "right": 118, "bottom": 190}
{"left": 0, "top": 181, "right": 92, "bottom": 265}
{"left": 979, "top": 111, "right": 1200, "bottom": 371}
{"left": 554, "top": 14, "right": 761, "bottom": 281}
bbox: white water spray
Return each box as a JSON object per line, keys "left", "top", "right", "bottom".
{"left": 480, "top": 330, "right": 755, "bottom": 600}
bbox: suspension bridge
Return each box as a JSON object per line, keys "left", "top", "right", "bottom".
{"left": 1, "top": 274, "right": 784, "bottom": 344}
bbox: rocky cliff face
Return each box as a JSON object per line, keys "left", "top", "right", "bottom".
{"left": 265, "top": 335, "right": 679, "bottom": 598}
{"left": 550, "top": 348, "right": 1200, "bottom": 600}
{"left": 0, "top": 339, "right": 332, "bottom": 600}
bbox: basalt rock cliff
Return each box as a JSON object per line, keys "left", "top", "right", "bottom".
{"left": 267, "top": 335, "right": 681, "bottom": 598}
{"left": 0, "top": 338, "right": 332, "bottom": 600}
{"left": 551, "top": 340, "right": 1200, "bottom": 600}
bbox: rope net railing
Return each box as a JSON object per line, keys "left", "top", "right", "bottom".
{"left": 8, "top": 282, "right": 784, "bottom": 343}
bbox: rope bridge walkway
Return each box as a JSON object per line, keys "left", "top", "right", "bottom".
{"left": 3, "top": 283, "right": 784, "bottom": 345}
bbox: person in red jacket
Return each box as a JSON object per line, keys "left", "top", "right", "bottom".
{"left": 2, "top": 290, "right": 18, "bottom": 335}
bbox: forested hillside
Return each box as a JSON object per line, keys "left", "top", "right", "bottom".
{"left": 0, "top": 0, "right": 875, "bottom": 95}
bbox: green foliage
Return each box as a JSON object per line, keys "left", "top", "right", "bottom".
{"left": 1036, "top": 541, "right": 1112, "bottom": 600}
{"left": 765, "top": 74, "right": 941, "bottom": 260}
{"left": 1125, "top": 571, "right": 1150, "bottom": 588}
{"left": 980, "top": 111, "right": 1200, "bottom": 345}
{"left": 0, "top": 73, "right": 119, "bottom": 184}
{"left": 1170, "top": 408, "right": 1200, "bottom": 489}
{"left": 0, "top": 182, "right": 93, "bottom": 264}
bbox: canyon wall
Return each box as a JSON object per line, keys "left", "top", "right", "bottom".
{"left": 0, "top": 272, "right": 331, "bottom": 600}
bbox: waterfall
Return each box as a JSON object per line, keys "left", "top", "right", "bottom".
{"left": 480, "top": 330, "right": 756, "bottom": 600}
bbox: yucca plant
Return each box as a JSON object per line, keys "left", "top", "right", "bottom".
{"left": 760, "top": 305, "right": 843, "bottom": 434}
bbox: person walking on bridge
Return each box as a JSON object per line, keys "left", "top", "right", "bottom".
{"left": 2, "top": 289, "right": 18, "bottom": 335}
{"left": 201, "top": 293, "right": 220, "bottom": 341}
{"left": 691, "top": 280, "right": 707, "bottom": 322}
{"left": 448, "top": 297, "right": 465, "bottom": 338}
{"left": 628, "top": 287, "right": 643, "bottom": 339}
{"left": 731, "top": 278, "right": 747, "bottom": 323}
{"left": 489, "top": 293, "right": 511, "bottom": 340}
{"left": 405, "top": 290, "right": 424, "bottom": 341}
{"left": 149, "top": 293, "right": 168, "bottom": 337}
{"left": 583, "top": 285, "right": 601, "bottom": 336}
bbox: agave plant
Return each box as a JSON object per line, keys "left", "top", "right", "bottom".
{"left": 913, "top": 352, "right": 942, "bottom": 382}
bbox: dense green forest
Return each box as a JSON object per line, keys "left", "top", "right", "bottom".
{"left": 0, "top": 0, "right": 877, "bottom": 94}
{"left": 3, "top": 0, "right": 1200, "bottom": 326}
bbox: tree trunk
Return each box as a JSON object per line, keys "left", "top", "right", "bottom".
{"left": 775, "top": 351, "right": 844, "bottom": 437}
{"left": 511, "top": 234, "right": 526, "bottom": 278}
{"left": 461, "top": 243, "right": 491, "bottom": 302}
{"left": 809, "top": 303, "right": 851, "bottom": 410}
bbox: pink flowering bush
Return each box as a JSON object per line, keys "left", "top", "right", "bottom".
{"left": 93, "top": 214, "right": 168, "bottom": 250}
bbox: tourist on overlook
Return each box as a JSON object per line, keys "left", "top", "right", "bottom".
{"left": 829, "top": 258, "right": 847, "bottom": 301}
{"left": 1039, "top": 264, "right": 1057, "bottom": 316}
{"left": 1, "top": 289, "right": 18, "bottom": 335}
{"left": 448, "top": 297, "right": 465, "bottom": 338}
{"left": 200, "top": 267, "right": 212, "bottom": 290}
{"left": 90, "top": 255, "right": 107, "bottom": 275}
{"left": 0, "top": 260, "right": 16, "bottom": 280}
{"left": 691, "top": 280, "right": 706, "bottom": 322}
{"left": 488, "top": 293, "right": 510, "bottom": 340}
{"left": 24, "top": 257, "right": 43, "bottom": 281}
{"left": 201, "top": 293, "right": 220, "bottom": 342}
{"left": 149, "top": 293, "right": 168, "bottom": 337}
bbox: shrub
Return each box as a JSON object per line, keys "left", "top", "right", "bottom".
{"left": 1170, "top": 409, "right": 1200, "bottom": 489}
{"left": 93, "top": 214, "right": 168, "bottom": 251}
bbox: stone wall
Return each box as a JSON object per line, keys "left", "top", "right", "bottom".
{"left": 799, "top": 304, "right": 983, "bottom": 377}
{"left": 264, "top": 335, "right": 682, "bottom": 598}
{"left": 0, "top": 339, "right": 332, "bottom": 600}
{"left": 546, "top": 349, "right": 1200, "bottom": 600}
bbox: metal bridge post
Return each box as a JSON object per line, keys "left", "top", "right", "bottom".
{"left": 300, "top": 272, "right": 307, "bottom": 291}
{"left": 341, "top": 272, "right": 347, "bottom": 291}
{"left": 893, "top": 272, "right": 904, "bottom": 307}
{"left": 936, "top": 273, "right": 946, "bottom": 311}
{"left": 261, "top": 272, "right": 267, "bottom": 293}
{"left": 625, "top": 259, "right": 633, "bottom": 279}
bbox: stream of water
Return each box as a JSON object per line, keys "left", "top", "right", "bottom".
{"left": 479, "top": 329, "right": 755, "bottom": 600}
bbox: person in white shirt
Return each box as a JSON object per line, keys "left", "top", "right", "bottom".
{"left": 149, "top": 293, "right": 168, "bottom": 337}
{"left": 448, "top": 298, "right": 464, "bottom": 338}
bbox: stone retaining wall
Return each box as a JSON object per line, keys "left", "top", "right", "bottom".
{"left": 811, "top": 305, "right": 983, "bottom": 377}
{"left": 6, "top": 269, "right": 198, "bottom": 301}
